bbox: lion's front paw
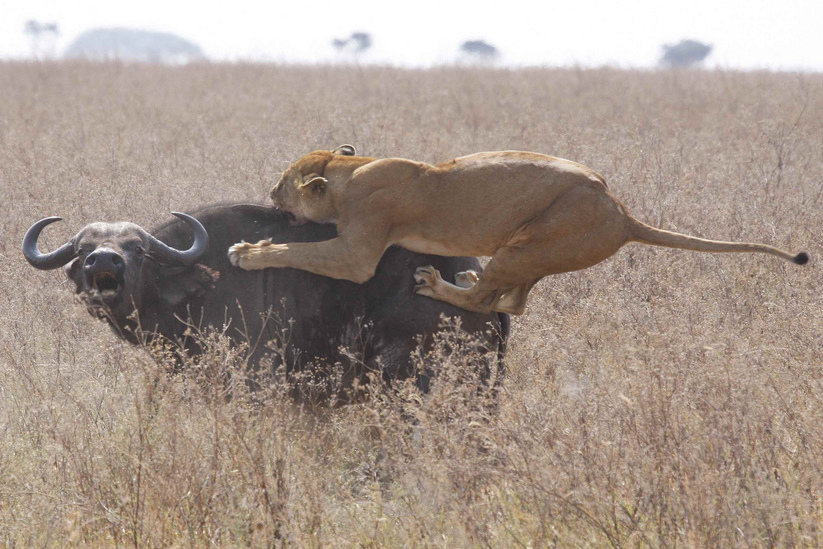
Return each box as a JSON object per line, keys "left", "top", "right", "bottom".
{"left": 228, "top": 239, "right": 285, "bottom": 270}
{"left": 227, "top": 241, "right": 252, "bottom": 267}
{"left": 414, "top": 265, "right": 443, "bottom": 297}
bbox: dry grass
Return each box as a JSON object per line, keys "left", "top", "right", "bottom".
{"left": 1, "top": 61, "right": 822, "bottom": 547}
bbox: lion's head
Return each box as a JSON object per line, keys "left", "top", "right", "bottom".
{"left": 270, "top": 145, "right": 356, "bottom": 225}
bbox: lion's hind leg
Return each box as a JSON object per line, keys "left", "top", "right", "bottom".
{"left": 414, "top": 266, "right": 497, "bottom": 313}
{"left": 454, "top": 270, "right": 480, "bottom": 289}
{"left": 492, "top": 281, "right": 538, "bottom": 316}
{"left": 414, "top": 266, "right": 473, "bottom": 300}
{"left": 414, "top": 244, "right": 539, "bottom": 314}
{"left": 447, "top": 269, "right": 530, "bottom": 314}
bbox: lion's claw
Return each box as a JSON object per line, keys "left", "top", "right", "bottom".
{"left": 414, "top": 265, "right": 441, "bottom": 282}
{"left": 415, "top": 284, "right": 435, "bottom": 297}
{"left": 414, "top": 265, "right": 443, "bottom": 296}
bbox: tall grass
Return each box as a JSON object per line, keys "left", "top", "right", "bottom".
{"left": 1, "top": 61, "right": 821, "bottom": 547}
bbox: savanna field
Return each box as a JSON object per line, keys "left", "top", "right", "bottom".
{"left": 1, "top": 62, "right": 822, "bottom": 547}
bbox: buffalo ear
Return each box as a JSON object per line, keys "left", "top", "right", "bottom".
{"left": 65, "top": 259, "right": 83, "bottom": 293}
{"left": 299, "top": 174, "right": 328, "bottom": 194}
{"left": 332, "top": 144, "right": 356, "bottom": 156}
{"left": 157, "top": 264, "right": 220, "bottom": 308}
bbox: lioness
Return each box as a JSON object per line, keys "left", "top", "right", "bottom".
{"left": 228, "top": 145, "right": 809, "bottom": 315}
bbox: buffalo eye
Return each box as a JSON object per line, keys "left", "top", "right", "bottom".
{"left": 135, "top": 245, "right": 145, "bottom": 256}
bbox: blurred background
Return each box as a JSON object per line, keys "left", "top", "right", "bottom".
{"left": 2, "top": 0, "right": 822, "bottom": 71}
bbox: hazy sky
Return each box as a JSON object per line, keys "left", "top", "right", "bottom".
{"left": 2, "top": 0, "right": 821, "bottom": 70}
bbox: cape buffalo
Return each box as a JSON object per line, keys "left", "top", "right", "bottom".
{"left": 23, "top": 203, "right": 509, "bottom": 399}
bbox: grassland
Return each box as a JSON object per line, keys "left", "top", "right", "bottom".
{"left": 1, "top": 62, "right": 821, "bottom": 547}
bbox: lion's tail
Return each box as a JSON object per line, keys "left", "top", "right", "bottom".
{"left": 626, "top": 217, "right": 809, "bottom": 265}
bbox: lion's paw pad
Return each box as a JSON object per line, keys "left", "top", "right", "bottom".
{"left": 454, "top": 270, "right": 479, "bottom": 288}
{"left": 228, "top": 242, "right": 252, "bottom": 266}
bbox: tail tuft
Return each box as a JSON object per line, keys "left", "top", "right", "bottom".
{"left": 793, "top": 252, "right": 810, "bottom": 265}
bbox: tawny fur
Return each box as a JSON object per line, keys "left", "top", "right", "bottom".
{"left": 229, "top": 146, "right": 808, "bottom": 315}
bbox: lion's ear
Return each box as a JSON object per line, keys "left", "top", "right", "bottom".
{"left": 332, "top": 144, "right": 356, "bottom": 156}
{"left": 300, "top": 174, "right": 328, "bottom": 194}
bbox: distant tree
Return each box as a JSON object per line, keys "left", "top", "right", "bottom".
{"left": 332, "top": 32, "right": 373, "bottom": 54}
{"left": 350, "top": 32, "right": 372, "bottom": 52}
{"left": 24, "top": 20, "right": 59, "bottom": 59}
{"left": 460, "top": 40, "right": 499, "bottom": 60}
{"left": 660, "top": 39, "right": 712, "bottom": 68}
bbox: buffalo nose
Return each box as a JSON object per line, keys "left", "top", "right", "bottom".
{"left": 84, "top": 249, "right": 125, "bottom": 274}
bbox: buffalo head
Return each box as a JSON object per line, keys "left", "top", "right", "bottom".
{"left": 23, "top": 212, "right": 208, "bottom": 324}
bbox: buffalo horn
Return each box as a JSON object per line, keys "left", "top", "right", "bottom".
{"left": 22, "top": 217, "right": 78, "bottom": 270}
{"left": 145, "top": 212, "right": 208, "bottom": 266}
